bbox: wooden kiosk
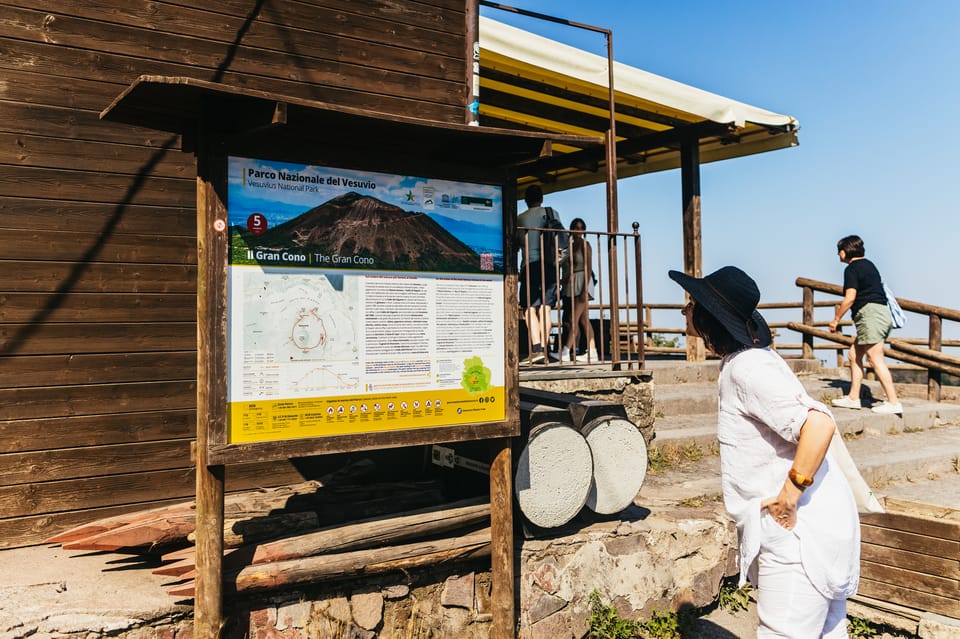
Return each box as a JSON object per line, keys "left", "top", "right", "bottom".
{"left": 101, "top": 76, "right": 599, "bottom": 638}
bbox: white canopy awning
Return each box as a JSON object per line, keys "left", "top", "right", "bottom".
{"left": 478, "top": 16, "right": 799, "bottom": 192}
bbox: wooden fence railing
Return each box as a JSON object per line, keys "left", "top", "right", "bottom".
{"left": 636, "top": 277, "right": 959, "bottom": 401}
{"left": 790, "top": 277, "right": 960, "bottom": 401}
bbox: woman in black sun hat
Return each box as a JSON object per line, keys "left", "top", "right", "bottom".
{"left": 669, "top": 266, "right": 860, "bottom": 639}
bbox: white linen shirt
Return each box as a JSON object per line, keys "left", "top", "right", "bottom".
{"left": 717, "top": 347, "right": 860, "bottom": 600}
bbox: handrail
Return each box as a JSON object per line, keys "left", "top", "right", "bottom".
{"left": 795, "top": 277, "right": 960, "bottom": 322}
{"left": 632, "top": 276, "right": 957, "bottom": 401}
{"left": 787, "top": 322, "right": 960, "bottom": 379}
{"left": 794, "top": 277, "right": 954, "bottom": 400}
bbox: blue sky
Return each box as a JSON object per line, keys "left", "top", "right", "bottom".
{"left": 482, "top": 1, "right": 959, "bottom": 335}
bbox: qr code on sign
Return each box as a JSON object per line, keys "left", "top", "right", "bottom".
{"left": 480, "top": 253, "right": 494, "bottom": 271}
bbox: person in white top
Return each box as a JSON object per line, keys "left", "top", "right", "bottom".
{"left": 669, "top": 266, "right": 860, "bottom": 639}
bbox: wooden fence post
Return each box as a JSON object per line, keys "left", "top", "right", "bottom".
{"left": 802, "top": 285, "right": 814, "bottom": 360}
{"left": 929, "top": 314, "right": 942, "bottom": 402}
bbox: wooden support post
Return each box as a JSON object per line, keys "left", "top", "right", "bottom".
{"left": 802, "top": 286, "right": 814, "bottom": 359}
{"left": 680, "top": 140, "right": 704, "bottom": 361}
{"left": 928, "top": 314, "right": 942, "bottom": 402}
{"left": 489, "top": 438, "right": 514, "bottom": 639}
{"left": 194, "top": 129, "right": 228, "bottom": 639}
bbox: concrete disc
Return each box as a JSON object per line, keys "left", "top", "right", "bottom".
{"left": 515, "top": 422, "right": 593, "bottom": 528}
{"left": 583, "top": 416, "right": 647, "bottom": 514}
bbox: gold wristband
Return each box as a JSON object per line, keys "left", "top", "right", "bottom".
{"left": 788, "top": 468, "right": 814, "bottom": 490}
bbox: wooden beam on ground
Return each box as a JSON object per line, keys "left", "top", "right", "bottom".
{"left": 157, "top": 498, "right": 491, "bottom": 576}
{"left": 61, "top": 512, "right": 196, "bottom": 552}
{"left": 45, "top": 500, "right": 195, "bottom": 545}
{"left": 168, "top": 528, "right": 492, "bottom": 597}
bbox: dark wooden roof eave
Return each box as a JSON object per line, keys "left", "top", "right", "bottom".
{"left": 100, "top": 75, "right": 601, "bottom": 169}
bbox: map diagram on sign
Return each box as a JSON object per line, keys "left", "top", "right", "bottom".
{"left": 234, "top": 269, "right": 360, "bottom": 398}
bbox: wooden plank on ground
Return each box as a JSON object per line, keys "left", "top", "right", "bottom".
{"left": 0, "top": 498, "right": 194, "bottom": 550}
{"left": 860, "top": 560, "right": 957, "bottom": 599}
{"left": 169, "top": 529, "right": 492, "bottom": 597}
{"left": 861, "top": 522, "right": 957, "bottom": 559}
{"left": 857, "top": 577, "right": 959, "bottom": 619}
{"left": 861, "top": 542, "right": 960, "bottom": 580}
{"left": 861, "top": 510, "right": 960, "bottom": 542}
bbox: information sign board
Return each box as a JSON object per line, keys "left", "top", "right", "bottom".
{"left": 226, "top": 157, "right": 506, "bottom": 444}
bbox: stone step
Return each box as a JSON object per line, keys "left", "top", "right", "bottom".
{"left": 653, "top": 400, "right": 960, "bottom": 451}
{"left": 846, "top": 425, "right": 960, "bottom": 488}
{"left": 643, "top": 424, "right": 960, "bottom": 506}
{"left": 653, "top": 375, "right": 892, "bottom": 418}
{"left": 877, "top": 469, "right": 960, "bottom": 510}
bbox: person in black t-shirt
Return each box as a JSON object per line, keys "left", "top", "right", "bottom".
{"left": 828, "top": 235, "right": 902, "bottom": 414}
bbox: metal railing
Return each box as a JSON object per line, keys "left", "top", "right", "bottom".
{"left": 517, "top": 222, "right": 644, "bottom": 369}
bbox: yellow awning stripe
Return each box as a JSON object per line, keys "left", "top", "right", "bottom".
{"left": 480, "top": 77, "right": 671, "bottom": 133}
{"left": 479, "top": 104, "right": 607, "bottom": 139}
{"left": 480, "top": 49, "right": 701, "bottom": 124}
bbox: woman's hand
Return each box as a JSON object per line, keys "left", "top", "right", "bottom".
{"left": 761, "top": 483, "right": 802, "bottom": 529}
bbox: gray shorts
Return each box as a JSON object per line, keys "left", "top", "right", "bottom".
{"left": 853, "top": 302, "right": 892, "bottom": 345}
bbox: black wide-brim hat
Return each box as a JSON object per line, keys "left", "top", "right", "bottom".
{"left": 668, "top": 266, "right": 772, "bottom": 348}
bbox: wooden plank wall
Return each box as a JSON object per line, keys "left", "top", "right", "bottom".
{"left": 859, "top": 498, "right": 960, "bottom": 618}
{"left": 0, "top": 0, "right": 469, "bottom": 548}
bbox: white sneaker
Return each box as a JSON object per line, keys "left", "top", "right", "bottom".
{"left": 587, "top": 349, "right": 599, "bottom": 361}
{"left": 871, "top": 401, "right": 903, "bottom": 415}
{"left": 831, "top": 396, "right": 862, "bottom": 410}
{"left": 559, "top": 347, "right": 572, "bottom": 363}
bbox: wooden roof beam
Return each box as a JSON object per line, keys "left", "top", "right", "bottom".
{"left": 520, "top": 120, "right": 736, "bottom": 177}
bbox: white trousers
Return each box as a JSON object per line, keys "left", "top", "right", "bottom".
{"left": 756, "top": 514, "right": 849, "bottom": 638}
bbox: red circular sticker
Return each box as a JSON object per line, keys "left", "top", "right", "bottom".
{"left": 247, "top": 213, "right": 268, "bottom": 236}
{"left": 213, "top": 219, "right": 226, "bottom": 232}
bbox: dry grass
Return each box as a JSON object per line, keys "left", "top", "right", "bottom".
{"left": 647, "top": 442, "right": 709, "bottom": 473}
